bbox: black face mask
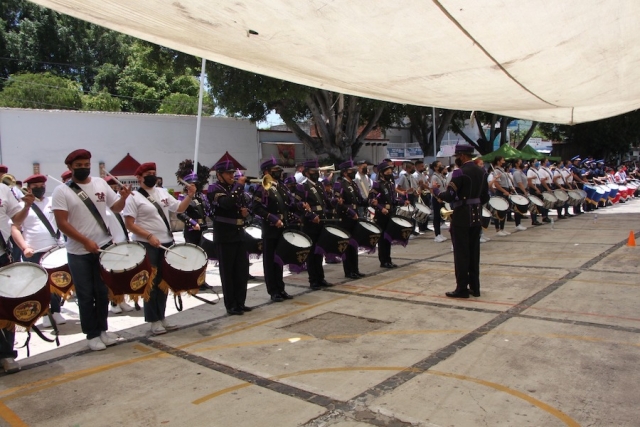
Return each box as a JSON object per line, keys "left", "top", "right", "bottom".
{"left": 308, "top": 172, "right": 320, "bottom": 182}
{"left": 32, "top": 187, "right": 46, "bottom": 199}
{"left": 347, "top": 171, "right": 357, "bottom": 180}
{"left": 438, "top": 166, "right": 445, "bottom": 173}
{"left": 271, "top": 170, "right": 282, "bottom": 180}
{"left": 143, "top": 175, "right": 158, "bottom": 188}
{"left": 383, "top": 173, "right": 393, "bottom": 181}
{"left": 72, "top": 168, "right": 90, "bottom": 181}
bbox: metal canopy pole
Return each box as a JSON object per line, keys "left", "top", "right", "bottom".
{"left": 193, "top": 58, "right": 206, "bottom": 169}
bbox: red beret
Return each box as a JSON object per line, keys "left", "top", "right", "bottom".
{"left": 65, "top": 149, "right": 92, "bottom": 165}
{"left": 106, "top": 176, "right": 118, "bottom": 186}
{"left": 61, "top": 170, "right": 72, "bottom": 180}
{"left": 0, "top": 165, "right": 7, "bottom": 173}
{"left": 134, "top": 162, "right": 156, "bottom": 176}
{"left": 24, "top": 174, "right": 47, "bottom": 184}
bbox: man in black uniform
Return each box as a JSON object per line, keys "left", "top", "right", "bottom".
{"left": 334, "top": 159, "right": 366, "bottom": 279}
{"left": 433, "top": 143, "right": 490, "bottom": 298}
{"left": 252, "top": 158, "right": 295, "bottom": 302}
{"left": 208, "top": 160, "right": 251, "bottom": 315}
{"left": 296, "top": 159, "right": 333, "bottom": 291}
{"left": 369, "top": 161, "right": 404, "bottom": 269}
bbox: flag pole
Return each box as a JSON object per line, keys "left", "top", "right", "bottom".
{"left": 194, "top": 58, "right": 206, "bottom": 170}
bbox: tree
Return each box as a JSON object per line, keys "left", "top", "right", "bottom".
{"left": 449, "top": 112, "right": 538, "bottom": 154}
{"left": 207, "top": 63, "right": 402, "bottom": 161}
{"left": 82, "top": 89, "right": 121, "bottom": 112}
{"left": 404, "top": 106, "right": 456, "bottom": 157}
{"left": 158, "top": 93, "right": 198, "bottom": 115}
{"left": 0, "top": 72, "right": 82, "bottom": 109}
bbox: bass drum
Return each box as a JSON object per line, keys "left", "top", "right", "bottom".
{"left": 40, "top": 246, "right": 74, "bottom": 299}
{"left": 275, "top": 229, "right": 313, "bottom": 267}
{"left": 352, "top": 219, "right": 382, "bottom": 251}
{"left": 0, "top": 262, "right": 50, "bottom": 328}
{"left": 315, "top": 225, "right": 352, "bottom": 258}
{"left": 161, "top": 243, "right": 208, "bottom": 295}
{"left": 99, "top": 242, "right": 152, "bottom": 302}
{"left": 385, "top": 216, "right": 414, "bottom": 246}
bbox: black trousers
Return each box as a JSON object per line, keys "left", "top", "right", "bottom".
{"left": 343, "top": 244, "right": 358, "bottom": 275}
{"left": 450, "top": 225, "right": 481, "bottom": 294}
{"left": 263, "top": 235, "right": 285, "bottom": 296}
{"left": 0, "top": 254, "right": 16, "bottom": 359}
{"left": 375, "top": 215, "right": 392, "bottom": 264}
{"left": 183, "top": 229, "right": 203, "bottom": 246}
{"left": 432, "top": 197, "right": 443, "bottom": 235}
{"left": 215, "top": 241, "right": 249, "bottom": 310}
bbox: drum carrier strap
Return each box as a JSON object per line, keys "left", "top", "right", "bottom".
{"left": 136, "top": 188, "right": 172, "bottom": 236}
{"left": 30, "top": 204, "right": 60, "bottom": 240}
{"left": 66, "top": 181, "right": 111, "bottom": 236}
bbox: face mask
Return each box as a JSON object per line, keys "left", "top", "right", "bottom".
{"left": 545, "top": 161, "right": 550, "bottom": 167}
{"left": 308, "top": 172, "right": 320, "bottom": 182}
{"left": 72, "top": 168, "right": 90, "bottom": 181}
{"left": 271, "top": 170, "right": 282, "bottom": 180}
{"left": 510, "top": 168, "right": 515, "bottom": 173}
{"left": 32, "top": 187, "right": 46, "bottom": 199}
{"left": 143, "top": 175, "right": 158, "bottom": 187}
{"left": 534, "top": 162, "right": 541, "bottom": 168}
{"left": 347, "top": 171, "right": 357, "bottom": 180}
{"left": 383, "top": 173, "right": 393, "bottom": 181}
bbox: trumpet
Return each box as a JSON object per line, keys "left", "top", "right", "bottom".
{"left": 440, "top": 206, "right": 453, "bottom": 221}
{"left": 261, "top": 174, "right": 275, "bottom": 191}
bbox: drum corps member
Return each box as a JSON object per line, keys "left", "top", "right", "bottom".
{"left": 123, "top": 162, "right": 194, "bottom": 335}
{"left": 0, "top": 174, "right": 34, "bottom": 373}
{"left": 52, "top": 149, "right": 131, "bottom": 351}
{"left": 433, "top": 144, "right": 490, "bottom": 298}
{"left": 208, "top": 160, "right": 251, "bottom": 316}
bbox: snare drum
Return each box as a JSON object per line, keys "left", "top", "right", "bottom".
{"left": 161, "top": 243, "right": 208, "bottom": 295}
{"left": 541, "top": 192, "right": 558, "bottom": 209}
{"left": 488, "top": 196, "right": 509, "bottom": 219}
{"left": 509, "top": 194, "right": 530, "bottom": 215}
{"left": 199, "top": 230, "right": 217, "bottom": 260}
{"left": 244, "top": 225, "right": 263, "bottom": 257}
{"left": 413, "top": 203, "right": 431, "bottom": 224}
{"left": 351, "top": 219, "right": 382, "bottom": 251}
{"left": 567, "top": 190, "right": 582, "bottom": 206}
{"left": 275, "top": 229, "right": 313, "bottom": 266}
{"left": 40, "top": 246, "right": 74, "bottom": 299}
{"left": 100, "top": 242, "right": 152, "bottom": 302}
{"left": 527, "top": 195, "right": 544, "bottom": 214}
{"left": 367, "top": 207, "right": 375, "bottom": 219}
{"left": 481, "top": 207, "right": 492, "bottom": 229}
{"left": 0, "top": 262, "right": 50, "bottom": 328}
{"left": 395, "top": 205, "right": 415, "bottom": 221}
{"left": 385, "top": 216, "right": 414, "bottom": 246}
{"left": 554, "top": 189, "right": 569, "bottom": 207}
{"left": 315, "top": 225, "right": 352, "bottom": 258}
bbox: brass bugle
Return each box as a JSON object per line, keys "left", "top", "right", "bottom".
{"left": 1, "top": 173, "right": 16, "bottom": 187}
{"left": 440, "top": 206, "right": 453, "bottom": 221}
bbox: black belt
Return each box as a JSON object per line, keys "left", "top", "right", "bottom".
{"left": 451, "top": 198, "right": 481, "bottom": 209}
{"left": 214, "top": 216, "right": 244, "bottom": 226}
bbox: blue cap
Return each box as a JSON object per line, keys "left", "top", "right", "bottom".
{"left": 596, "top": 159, "right": 604, "bottom": 164}
{"left": 260, "top": 156, "right": 281, "bottom": 171}
{"left": 213, "top": 160, "right": 235, "bottom": 173}
{"left": 302, "top": 159, "right": 319, "bottom": 169}
{"left": 570, "top": 155, "right": 581, "bottom": 162}
{"left": 454, "top": 143, "right": 475, "bottom": 154}
{"left": 339, "top": 159, "right": 355, "bottom": 171}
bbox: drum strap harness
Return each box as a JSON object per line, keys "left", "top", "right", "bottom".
{"left": 136, "top": 188, "right": 172, "bottom": 236}
{"left": 30, "top": 204, "right": 61, "bottom": 240}
{"left": 113, "top": 213, "right": 130, "bottom": 242}
{"left": 66, "top": 181, "right": 111, "bottom": 236}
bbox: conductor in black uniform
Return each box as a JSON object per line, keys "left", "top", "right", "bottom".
{"left": 334, "top": 159, "right": 366, "bottom": 279}
{"left": 208, "top": 160, "right": 251, "bottom": 315}
{"left": 252, "top": 158, "right": 294, "bottom": 302}
{"left": 296, "top": 159, "right": 333, "bottom": 291}
{"left": 433, "top": 143, "right": 490, "bottom": 298}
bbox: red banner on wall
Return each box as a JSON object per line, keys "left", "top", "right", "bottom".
{"left": 277, "top": 144, "right": 296, "bottom": 166}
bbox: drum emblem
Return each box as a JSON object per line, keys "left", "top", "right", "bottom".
{"left": 337, "top": 241, "right": 349, "bottom": 254}
{"left": 296, "top": 249, "right": 310, "bottom": 264}
{"left": 14, "top": 301, "right": 42, "bottom": 322}
{"left": 130, "top": 270, "right": 150, "bottom": 291}
{"left": 369, "top": 236, "right": 380, "bottom": 247}
{"left": 257, "top": 241, "right": 263, "bottom": 252}
{"left": 51, "top": 271, "right": 72, "bottom": 287}
{"left": 401, "top": 228, "right": 412, "bottom": 240}
{"left": 197, "top": 270, "right": 206, "bottom": 286}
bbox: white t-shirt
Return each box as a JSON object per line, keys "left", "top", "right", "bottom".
{"left": 539, "top": 167, "right": 554, "bottom": 185}
{"left": 14, "top": 196, "right": 63, "bottom": 253}
{"left": 527, "top": 168, "right": 541, "bottom": 185}
{"left": 0, "top": 184, "right": 23, "bottom": 256}
{"left": 561, "top": 168, "right": 573, "bottom": 184}
{"left": 52, "top": 177, "right": 120, "bottom": 255}
{"left": 123, "top": 187, "right": 179, "bottom": 243}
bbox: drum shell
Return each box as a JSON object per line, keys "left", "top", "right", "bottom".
{"left": 315, "top": 226, "right": 352, "bottom": 257}
{"left": 40, "top": 247, "right": 74, "bottom": 298}
{"left": 161, "top": 243, "right": 208, "bottom": 293}
{"left": 481, "top": 207, "right": 492, "bottom": 229}
{"left": 509, "top": 194, "right": 530, "bottom": 215}
{"left": 199, "top": 230, "right": 217, "bottom": 260}
{"left": 275, "top": 229, "right": 313, "bottom": 266}
{"left": 541, "top": 192, "right": 558, "bottom": 209}
{"left": 488, "top": 196, "right": 510, "bottom": 217}
{"left": 244, "top": 226, "right": 263, "bottom": 256}
{"left": 527, "top": 195, "right": 544, "bottom": 213}
{"left": 567, "top": 190, "right": 582, "bottom": 206}
{"left": 553, "top": 190, "right": 569, "bottom": 207}
{"left": 100, "top": 243, "right": 153, "bottom": 298}
{"left": 395, "top": 205, "right": 414, "bottom": 221}
{"left": 351, "top": 219, "right": 382, "bottom": 250}
{"left": 413, "top": 203, "right": 431, "bottom": 224}
{"left": 385, "top": 216, "right": 414, "bottom": 245}
{"left": 0, "top": 263, "right": 50, "bottom": 328}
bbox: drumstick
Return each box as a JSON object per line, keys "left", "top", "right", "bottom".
{"left": 0, "top": 273, "right": 10, "bottom": 278}
{"left": 46, "top": 175, "right": 64, "bottom": 185}
{"left": 97, "top": 249, "right": 129, "bottom": 256}
{"left": 159, "top": 245, "right": 187, "bottom": 259}
{"left": 177, "top": 177, "right": 190, "bottom": 187}
{"left": 105, "top": 173, "right": 126, "bottom": 187}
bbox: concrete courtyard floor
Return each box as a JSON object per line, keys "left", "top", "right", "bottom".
{"left": 1, "top": 200, "right": 640, "bottom": 426}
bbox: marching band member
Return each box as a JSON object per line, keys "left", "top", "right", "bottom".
{"left": 354, "top": 161, "right": 372, "bottom": 217}
{"left": 540, "top": 157, "right": 565, "bottom": 219}
{"left": 491, "top": 157, "right": 512, "bottom": 236}
{"left": 527, "top": 159, "right": 551, "bottom": 223}
{"left": 513, "top": 159, "right": 540, "bottom": 226}
{"left": 61, "top": 170, "right": 72, "bottom": 184}
{"left": 334, "top": 160, "right": 367, "bottom": 280}
{"left": 208, "top": 160, "right": 251, "bottom": 316}
{"left": 296, "top": 159, "right": 333, "bottom": 291}
{"left": 432, "top": 144, "right": 490, "bottom": 298}
{"left": 553, "top": 162, "right": 573, "bottom": 217}
{"left": 12, "top": 174, "right": 66, "bottom": 327}
{"left": 413, "top": 160, "right": 431, "bottom": 233}
{"left": 369, "top": 161, "right": 407, "bottom": 269}
{"left": 252, "top": 158, "right": 295, "bottom": 302}
{"left": 0, "top": 174, "right": 34, "bottom": 373}
{"left": 430, "top": 161, "right": 448, "bottom": 243}
{"left": 52, "top": 149, "right": 131, "bottom": 351}
{"left": 123, "top": 162, "right": 194, "bottom": 335}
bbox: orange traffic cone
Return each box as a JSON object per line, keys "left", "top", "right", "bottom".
{"left": 627, "top": 231, "right": 636, "bottom": 247}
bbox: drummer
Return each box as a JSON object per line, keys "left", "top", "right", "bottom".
{"left": 513, "top": 159, "right": 541, "bottom": 226}
{"left": 0, "top": 175, "right": 35, "bottom": 373}
{"left": 490, "top": 157, "right": 512, "bottom": 236}
{"left": 208, "top": 160, "right": 251, "bottom": 316}
{"left": 123, "top": 162, "right": 195, "bottom": 335}
{"left": 553, "top": 161, "right": 574, "bottom": 218}
{"left": 52, "top": 149, "right": 131, "bottom": 351}
{"left": 252, "top": 157, "right": 295, "bottom": 302}
{"left": 11, "top": 174, "right": 67, "bottom": 327}
{"left": 295, "top": 159, "right": 333, "bottom": 291}
{"left": 369, "top": 161, "right": 407, "bottom": 269}
{"left": 526, "top": 159, "right": 551, "bottom": 223}
{"left": 333, "top": 159, "right": 367, "bottom": 280}
{"left": 430, "top": 160, "right": 448, "bottom": 243}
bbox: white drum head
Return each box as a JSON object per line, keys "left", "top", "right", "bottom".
{"left": 542, "top": 192, "right": 558, "bottom": 202}
{"left": 326, "top": 226, "right": 349, "bottom": 238}
{"left": 0, "top": 263, "right": 48, "bottom": 298}
{"left": 41, "top": 247, "right": 68, "bottom": 269}
{"left": 554, "top": 190, "right": 569, "bottom": 201}
{"left": 489, "top": 197, "right": 509, "bottom": 210}
{"left": 509, "top": 194, "right": 529, "bottom": 205}
{"left": 360, "top": 221, "right": 381, "bottom": 233}
{"left": 245, "top": 226, "right": 262, "bottom": 239}
{"left": 165, "top": 244, "right": 207, "bottom": 271}
{"left": 392, "top": 217, "right": 413, "bottom": 227}
{"left": 595, "top": 186, "right": 606, "bottom": 195}
{"left": 607, "top": 183, "right": 619, "bottom": 190}
{"left": 202, "top": 231, "right": 214, "bottom": 242}
{"left": 100, "top": 242, "right": 147, "bottom": 272}
{"left": 415, "top": 204, "right": 431, "bottom": 214}
{"left": 482, "top": 207, "right": 492, "bottom": 217}
{"left": 568, "top": 190, "right": 581, "bottom": 199}
{"left": 528, "top": 195, "right": 544, "bottom": 206}
{"left": 283, "top": 231, "right": 312, "bottom": 248}
{"left": 398, "top": 206, "right": 414, "bottom": 213}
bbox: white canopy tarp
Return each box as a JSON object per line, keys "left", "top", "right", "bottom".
{"left": 30, "top": 0, "right": 640, "bottom": 124}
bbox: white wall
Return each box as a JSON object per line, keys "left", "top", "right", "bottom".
{"left": 0, "top": 108, "right": 259, "bottom": 191}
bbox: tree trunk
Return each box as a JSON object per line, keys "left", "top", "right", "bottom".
{"left": 516, "top": 121, "right": 539, "bottom": 149}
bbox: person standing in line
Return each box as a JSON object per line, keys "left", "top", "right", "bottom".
{"left": 432, "top": 143, "right": 490, "bottom": 298}
{"left": 527, "top": 159, "right": 551, "bottom": 223}
{"left": 430, "top": 160, "right": 448, "bottom": 243}
{"left": 491, "top": 156, "right": 512, "bottom": 236}
{"left": 53, "top": 149, "right": 131, "bottom": 351}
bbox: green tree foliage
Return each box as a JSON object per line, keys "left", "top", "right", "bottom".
{"left": 207, "top": 63, "right": 402, "bottom": 161}
{"left": 82, "top": 89, "right": 121, "bottom": 112}
{"left": 0, "top": 72, "right": 82, "bottom": 109}
{"left": 158, "top": 93, "right": 198, "bottom": 115}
